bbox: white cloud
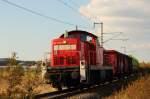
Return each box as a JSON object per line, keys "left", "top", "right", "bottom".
{"left": 80, "top": 0, "right": 149, "bottom": 19}
{"left": 79, "top": 0, "right": 150, "bottom": 31}
{"left": 79, "top": 0, "right": 150, "bottom": 38}
{"left": 79, "top": 0, "right": 150, "bottom": 62}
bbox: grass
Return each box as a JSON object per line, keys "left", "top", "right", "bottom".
{"left": 35, "top": 84, "right": 56, "bottom": 94}
{"left": 0, "top": 67, "right": 56, "bottom": 98}
{"left": 106, "top": 74, "right": 150, "bottom": 99}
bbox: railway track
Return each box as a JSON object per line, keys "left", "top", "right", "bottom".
{"left": 35, "top": 72, "right": 144, "bottom": 99}
{"left": 35, "top": 87, "right": 79, "bottom": 99}
{"left": 35, "top": 85, "right": 102, "bottom": 99}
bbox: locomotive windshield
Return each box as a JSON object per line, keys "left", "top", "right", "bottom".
{"left": 54, "top": 44, "right": 76, "bottom": 50}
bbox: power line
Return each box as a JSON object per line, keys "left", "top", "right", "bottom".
{"left": 57, "top": 0, "right": 79, "bottom": 14}
{"left": 56, "top": 0, "right": 92, "bottom": 27}
{"left": 1, "top": 0, "right": 89, "bottom": 28}
{"left": 57, "top": 0, "right": 87, "bottom": 17}
{"left": 69, "top": 0, "right": 80, "bottom": 7}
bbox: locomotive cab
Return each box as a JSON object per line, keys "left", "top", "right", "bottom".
{"left": 51, "top": 38, "right": 80, "bottom": 67}
{"left": 51, "top": 30, "right": 98, "bottom": 68}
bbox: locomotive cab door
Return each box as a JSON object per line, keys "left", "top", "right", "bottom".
{"left": 80, "top": 60, "right": 86, "bottom": 82}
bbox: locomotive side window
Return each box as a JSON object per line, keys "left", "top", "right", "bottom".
{"left": 87, "top": 36, "right": 92, "bottom": 42}
{"left": 59, "top": 45, "right": 70, "bottom": 50}
{"left": 70, "top": 45, "right": 76, "bottom": 50}
{"left": 54, "top": 45, "right": 59, "bottom": 50}
{"left": 54, "top": 44, "right": 76, "bottom": 50}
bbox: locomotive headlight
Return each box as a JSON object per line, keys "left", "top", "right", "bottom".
{"left": 63, "top": 40, "right": 67, "bottom": 44}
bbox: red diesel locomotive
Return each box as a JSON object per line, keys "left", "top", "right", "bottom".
{"left": 47, "top": 30, "right": 134, "bottom": 90}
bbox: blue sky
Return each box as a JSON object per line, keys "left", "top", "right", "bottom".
{"left": 0, "top": 0, "right": 90, "bottom": 60}
{"left": 0, "top": 0, "right": 150, "bottom": 62}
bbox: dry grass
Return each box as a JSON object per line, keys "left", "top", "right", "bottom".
{"left": 106, "top": 74, "right": 150, "bottom": 99}
{"left": 105, "top": 63, "right": 150, "bottom": 99}
{"left": 0, "top": 67, "right": 56, "bottom": 98}
{"left": 35, "top": 84, "right": 56, "bottom": 94}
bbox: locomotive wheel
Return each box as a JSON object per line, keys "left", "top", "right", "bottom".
{"left": 52, "top": 81, "right": 62, "bottom": 91}
{"left": 79, "top": 83, "right": 86, "bottom": 90}
{"left": 55, "top": 83, "right": 62, "bottom": 91}
{"left": 57, "top": 85, "right": 62, "bottom": 91}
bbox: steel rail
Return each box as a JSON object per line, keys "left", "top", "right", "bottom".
{"left": 35, "top": 72, "right": 144, "bottom": 99}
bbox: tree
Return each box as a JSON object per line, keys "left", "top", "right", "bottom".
{"left": 1, "top": 52, "right": 43, "bottom": 98}
{"left": 129, "top": 55, "right": 139, "bottom": 67}
{"left": 5, "top": 52, "right": 24, "bottom": 98}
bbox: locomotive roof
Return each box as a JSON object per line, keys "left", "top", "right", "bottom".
{"left": 59, "top": 30, "right": 98, "bottom": 39}
{"left": 105, "top": 50, "right": 123, "bottom": 54}
{"left": 105, "top": 50, "right": 130, "bottom": 57}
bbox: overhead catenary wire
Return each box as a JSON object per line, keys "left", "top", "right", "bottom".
{"left": 1, "top": 0, "right": 90, "bottom": 28}
{"left": 103, "top": 32, "right": 123, "bottom": 43}
{"left": 111, "top": 38, "right": 129, "bottom": 41}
